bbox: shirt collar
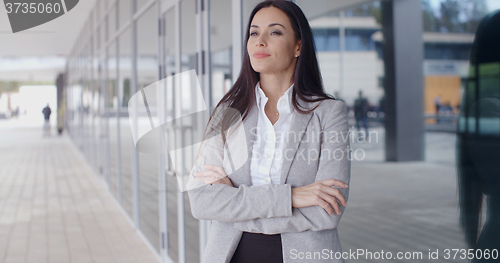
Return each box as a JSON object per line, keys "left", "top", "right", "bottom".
{"left": 255, "top": 82, "right": 294, "bottom": 113}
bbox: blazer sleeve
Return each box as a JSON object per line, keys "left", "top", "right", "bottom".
{"left": 232, "top": 100, "right": 351, "bottom": 234}
{"left": 186, "top": 110, "right": 293, "bottom": 222}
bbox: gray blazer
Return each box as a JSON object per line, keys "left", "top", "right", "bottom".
{"left": 187, "top": 96, "right": 351, "bottom": 263}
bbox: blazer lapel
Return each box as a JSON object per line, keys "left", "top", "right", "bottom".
{"left": 239, "top": 102, "right": 258, "bottom": 186}
{"left": 240, "top": 98, "right": 315, "bottom": 186}
{"left": 279, "top": 100, "right": 315, "bottom": 184}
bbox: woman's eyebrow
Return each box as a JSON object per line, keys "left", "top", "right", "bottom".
{"left": 250, "top": 23, "right": 286, "bottom": 29}
{"left": 268, "top": 23, "right": 285, "bottom": 29}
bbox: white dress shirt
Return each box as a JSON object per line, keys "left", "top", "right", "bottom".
{"left": 250, "top": 82, "right": 295, "bottom": 186}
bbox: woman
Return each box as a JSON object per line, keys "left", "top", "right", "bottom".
{"left": 187, "top": 1, "right": 351, "bottom": 262}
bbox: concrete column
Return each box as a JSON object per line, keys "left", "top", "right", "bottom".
{"left": 381, "top": 0, "right": 424, "bottom": 161}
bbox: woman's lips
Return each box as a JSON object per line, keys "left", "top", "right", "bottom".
{"left": 253, "top": 52, "right": 270, "bottom": 59}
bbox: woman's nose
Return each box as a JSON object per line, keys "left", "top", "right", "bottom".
{"left": 255, "top": 35, "right": 266, "bottom": 47}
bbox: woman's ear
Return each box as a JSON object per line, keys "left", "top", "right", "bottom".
{"left": 296, "top": 39, "right": 302, "bottom": 55}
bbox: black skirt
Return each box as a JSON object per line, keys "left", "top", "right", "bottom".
{"left": 230, "top": 232, "right": 283, "bottom": 263}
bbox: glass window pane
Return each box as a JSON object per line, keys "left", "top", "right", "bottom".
{"left": 96, "top": 0, "right": 101, "bottom": 24}
{"left": 164, "top": 8, "right": 176, "bottom": 77}
{"left": 101, "top": 21, "right": 106, "bottom": 47}
{"left": 181, "top": 0, "right": 197, "bottom": 73}
{"left": 83, "top": 55, "right": 92, "bottom": 161}
{"left": 180, "top": 1, "right": 199, "bottom": 263}
{"left": 137, "top": 5, "right": 160, "bottom": 253}
{"left": 119, "top": 0, "right": 132, "bottom": 28}
{"left": 478, "top": 74, "right": 500, "bottom": 135}
{"left": 163, "top": 7, "right": 178, "bottom": 262}
{"left": 136, "top": 0, "right": 152, "bottom": 13}
{"left": 479, "top": 62, "right": 500, "bottom": 76}
{"left": 97, "top": 54, "right": 107, "bottom": 178}
{"left": 109, "top": 4, "right": 116, "bottom": 36}
{"left": 479, "top": 77, "right": 500, "bottom": 100}
{"left": 210, "top": 0, "right": 233, "bottom": 107}
{"left": 466, "top": 81, "right": 477, "bottom": 133}
{"left": 108, "top": 41, "right": 120, "bottom": 198}
{"left": 118, "top": 28, "right": 134, "bottom": 218}
{"left": 92, "top": 45, "right": 101, "bottom": 174}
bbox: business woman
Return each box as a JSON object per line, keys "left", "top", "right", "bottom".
{"left": 187, "top": 1, "right": 351, "bottom": 262}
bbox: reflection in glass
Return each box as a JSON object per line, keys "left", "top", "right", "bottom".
{"left": 119, "top": 0, "right": 131, "bottom": 29}
{"left": 119, "top": 28, "right": 134, "bottom": 218}
{"left": 457, "top": 11, "right": 500, "bottom": 257}
{"left": 83, "top": 73, "right": 92, "bottom": 161}
{"left": 163, "top": 7, "right": 178, "bottom": 262}
{"left": 180, "top": 1, "right": 199, "bottom": 262}
{"left": 108, "top": 40, "right": 120, "bottom": 199}
{"left": 136, "top": 0, "right": 151, "bottom": 13}
{"left": 92, "top": 52, "right": 100, "bottom": 174}
{"left": 461, "top": 70, "right": 500, "bottom": 136}
{"left": 137, "top": 5, "right": 160, "bottom": 253}
{"left": 109, "top": 4, "right": 116, "bottom": 37}
{"left": 210, "top": 0, "right": 233, "bottom": 107}
{"left": 97, "top": 54, "right": 106, "bottom": 180}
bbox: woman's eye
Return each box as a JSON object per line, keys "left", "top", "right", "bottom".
{"left": 250, "top": 31, "right": 258, "bottom": 36}
{"left": 271, "top": 31, "right": 282, "bottom": 35}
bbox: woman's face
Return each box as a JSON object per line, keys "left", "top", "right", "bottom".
{"left": 247, "top": 6, "right": 301, "bottom": 75}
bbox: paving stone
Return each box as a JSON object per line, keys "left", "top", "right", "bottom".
{"left": 0, "top": 125, "right": 158, "bottom": 263}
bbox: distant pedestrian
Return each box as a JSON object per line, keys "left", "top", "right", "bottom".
{"left": 376, "top": 95, "right": 386, "bottom": 120}
{"left": 435, "top": 95, "right": 443, "bottom": 123}
{"left": 42, "top": 103, "right": 51, "bottom": 137}
{"left": 354, "top": 90, "right": 369, "bottom": 137}
{"left": 434, "top": 95, "right": 441, "bottom": 115}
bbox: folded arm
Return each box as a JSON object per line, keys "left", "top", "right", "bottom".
{"left": 233, "top": 100, "right": 351, "bottom": 234}
{"left": 186, "top": 111, "right": 294, "bottom": 222}
{"left": 188, "top": 182, "right": 293, "bottom": 222}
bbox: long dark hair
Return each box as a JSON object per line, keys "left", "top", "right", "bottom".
{"left": 205, "top": 0, "right": 334, "bottom": 147}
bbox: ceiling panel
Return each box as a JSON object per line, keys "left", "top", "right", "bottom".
{"left": 0, "top": 0, "right": 97, "bottom": 56}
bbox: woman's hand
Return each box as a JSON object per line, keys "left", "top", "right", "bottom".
{"left": 193, "top": 165, "right": 234, "bottom": 187}
{"left": 291, "top": 179, "right": 348, "bottom": 216}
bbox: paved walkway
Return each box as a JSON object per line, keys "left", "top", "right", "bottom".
{"left": 0, "top": 117, "right": 480, "bottom": 263}
{"left": 0, "top": 120, "right": 158, "bottom": 263}
{"left": 340, "top": 127, "right": 475, "bottom": 262}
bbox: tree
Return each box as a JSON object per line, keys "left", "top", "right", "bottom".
{"left": 439, "top": 0, "right": 488, "bottom": 33}
{"left": 344, "top": 2, "right": 382, "bottom": 24}
{"left": 422, "top": 0, "right": 440, "bottom": 32}
{"left": 461, "top": 0, "right": 488, "bottom": 32}
{"left": 440, "top": 0, "right": 462, "bottom": 32}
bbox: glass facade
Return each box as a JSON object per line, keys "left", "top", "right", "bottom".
{"left": 137, "top": 5, "right": 161, "bottom": 253}
{"left": 210, "top": 0, "right": 233, "bottom": 105}
{"left": 65, "top": 1, "right": 383, "bottom": 262}
{"left": 118, "top": 27, "right": 134, "bottom": 219}
{"left": 424, "top": 43, "right": 472, "bottom": 60}
{"left": 313, "top": 29, "right": 377, "bottom": 52}
{"left": 65, "top": 0, "right": 465, "bottom": 262}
